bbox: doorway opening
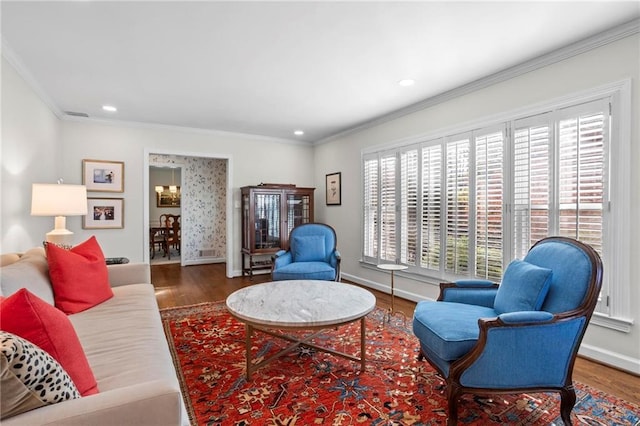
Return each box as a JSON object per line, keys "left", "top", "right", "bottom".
{"left": 149, "top": 165, "right": 182, "bottom": 265}
{"left": 143, "top": 150, "right": 233, "bottom": 278}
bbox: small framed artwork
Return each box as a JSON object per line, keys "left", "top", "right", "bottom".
{"left": 326, "top": 172, "right": 341, "bottom": 206}
{"left": 82, "top": 159, "right": 124, "bottom": 192}
{"left": 83, "top": 198, "right": 124, "bottom": 229}
{"left": 157, "top": 186, "right": 181, "bottom": 207}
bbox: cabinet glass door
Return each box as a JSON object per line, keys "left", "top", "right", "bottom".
{"left": 254, "top": 193, "right": 281, "bottom": 250}
{"left": 286, "top": 193, "right": 311, "bottom": 235}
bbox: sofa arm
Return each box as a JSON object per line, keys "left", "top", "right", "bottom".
{"left": 107, "top": 263, "right": 151, "bottom": 287}
{"left": 2, "top": 380, "right": 185, "bottom": 426}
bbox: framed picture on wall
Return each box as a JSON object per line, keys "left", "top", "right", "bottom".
{"left": 83, "top": 198, "right": 124, "bottom": 229}
{"left": 326, "top": 172, "right": 341, "bottom": 206}
{"left": 156, "top": 186, "right": 181, "bottom": 207}
{"left": 82, "top": 159, "right": 124, "bottom": 192}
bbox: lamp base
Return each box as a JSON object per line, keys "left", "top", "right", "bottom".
{"left": 46, "top": 216, "right": 74, "bottom": 247}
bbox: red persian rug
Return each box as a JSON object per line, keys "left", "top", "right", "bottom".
{"left": 161, "top": 301, "right": 639, "bottom": 425}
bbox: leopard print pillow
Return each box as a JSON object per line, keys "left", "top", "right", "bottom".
{"left": 0, "top": 330, "right": 81, "bottom": 419}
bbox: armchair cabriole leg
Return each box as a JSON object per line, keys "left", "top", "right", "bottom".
{"left": 446, "top": 383, "right": 460, "bottom": 426}
{"left": 560, "top": 385, "right": 576, "bottom": 426}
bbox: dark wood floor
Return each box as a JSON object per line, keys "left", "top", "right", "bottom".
{"left": 151, "top": 262, "right": 640, "bottom": 406}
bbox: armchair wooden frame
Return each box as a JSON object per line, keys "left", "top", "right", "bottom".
{"left": 418, "top": 237, "right": 603, "bottom": 426}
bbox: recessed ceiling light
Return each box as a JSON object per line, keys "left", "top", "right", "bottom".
{"left": 398, "top": 79, "right": 416, "bottom": 87}
{"left": 102, "top": 105, "right": 117, "bottom": 112}
{"left": 294, "top": 130, "right": 304, "bottom": 136}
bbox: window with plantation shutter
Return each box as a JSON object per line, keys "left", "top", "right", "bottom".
{"left": 556, "top": 106, "right": 606, "bottom": 254}
{"left": 445, "top": 137, "right": 470, "bottom": 275}
{"left": 362, "top": 82, "right": 630, "bottom": 328}
{"left": 475, "top": 129, "right": 504, "bottom": 281}
{"left": 363, "top": 156, "right": 378, "bottom": 259}
{"left": 511, "top": 99, "right": 609, "bottom": 314}
{"left": 400, "top": 149, "right": 418, "bottom": 265}
{"left": 513, "top": 116, "right": 551, "bottom": 259}
{"left": 380, "top": 154, "right": 396, "bottom": 262}
{"left": 421, "top": 144, "right": 442, "bottom": 270}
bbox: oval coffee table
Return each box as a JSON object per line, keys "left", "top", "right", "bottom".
{"left": 226, "top": 280, "right": 376, "bottom": 379}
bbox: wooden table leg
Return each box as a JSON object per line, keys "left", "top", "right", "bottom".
{"left": 360, "top": 316, "right": 366, "bottom": 372}
{"left": 245, "top": 324, "right": 253, "bottom": 379}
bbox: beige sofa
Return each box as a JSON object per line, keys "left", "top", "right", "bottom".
{"left": 0, "top": 248, "right": 188, "bottom": 426}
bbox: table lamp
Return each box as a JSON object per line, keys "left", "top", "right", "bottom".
{"left": 31, "top": 183, "right": 88, "bottom": 246}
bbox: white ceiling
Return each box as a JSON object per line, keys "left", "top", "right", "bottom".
{"left": 2, "top": 1, "right": 639, "bottom": 144}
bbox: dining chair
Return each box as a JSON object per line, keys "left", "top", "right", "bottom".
{"left": 160, "top": 214, "right": 181, "bottom": 260}
{"left": 149, "top": 227, "right": 167, "bottom": 259}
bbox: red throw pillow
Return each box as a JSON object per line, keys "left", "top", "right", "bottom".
{"left": 0, "top": 288, "right": 99, "bottom": 396}
{"left": 46, "top": 236, "right": 113, "bottom": 314}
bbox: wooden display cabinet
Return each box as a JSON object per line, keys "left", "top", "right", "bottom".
{"left": 241, "top": 184, "right": 314, "bottom": 277}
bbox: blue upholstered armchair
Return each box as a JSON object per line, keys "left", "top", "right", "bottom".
{"left": 412, "top": 237, "right": 603, "bottom": 426}
{"left": 271, "top": 223, "right": 341, "bottom": 281}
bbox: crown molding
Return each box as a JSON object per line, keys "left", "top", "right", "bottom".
{"left": 61, "top": 114, "right": 311, "bottom": 147}
{"left": 314, "top": 18, "right": 640, "bottom": 146}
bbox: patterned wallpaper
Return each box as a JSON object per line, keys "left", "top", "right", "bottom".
{"left": 150, "top": 154, "right": 227, "bottom": 262}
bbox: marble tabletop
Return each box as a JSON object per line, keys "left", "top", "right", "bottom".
{"left": 226, "top": 280, "right": 376, "bottom": 328}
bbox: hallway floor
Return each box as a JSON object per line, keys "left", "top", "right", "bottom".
{"left": 150, "top": 247, "right": 181, "bottom": 265}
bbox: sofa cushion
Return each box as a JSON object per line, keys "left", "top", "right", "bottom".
{"left": 271, "top": 261, "right": 336, "bottom": 281}
{"left": 68, "top": 284, "right": 180, "bottom": 392}
{"left": 46, "top": 236, "right": 113, "bottom": 314}
{"left": 0, "top": 248, "right": 53, "bottom": 304}
{"left": 412, "top": 301, "right": 498, "bottom": 361}
{"left": 1, "top": 331, "right": 80, "bottom": 420}
{"left": 0, "top": 289, "right": 98, "bottom": 396}
{"left": 494, "top": 259, "right": 553, "bottom": 314}
{"left": 292, "top": 235, "right": 325, "bottom": 262}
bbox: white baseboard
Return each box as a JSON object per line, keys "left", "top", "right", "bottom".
{"left": 183, "top": 257, "right": 225, "bottom": 266}
{"left": 231, "top": 268, "right": 271, "bottom": 278}
{"left": 579, "top": 343, "right": 640, "bottom": 375}
{"left": 340, "top": 272, "right": 431, "bottom": 304}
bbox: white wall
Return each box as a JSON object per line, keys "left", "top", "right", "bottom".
{"left": 313, "top": 34, "right": 640, "bottom": 373}
{"left": 1, "top": 57, "right": 62, "bottom": 252}
{"left": 58, "top": 120, "right": 315, "bottom": 272}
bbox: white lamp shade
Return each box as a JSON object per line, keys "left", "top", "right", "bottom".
{"left": 31, "top": 184, "right": 88, "bottom": 216}
{"left": 155, "top": 185, "right": 164, "bottom": 193}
